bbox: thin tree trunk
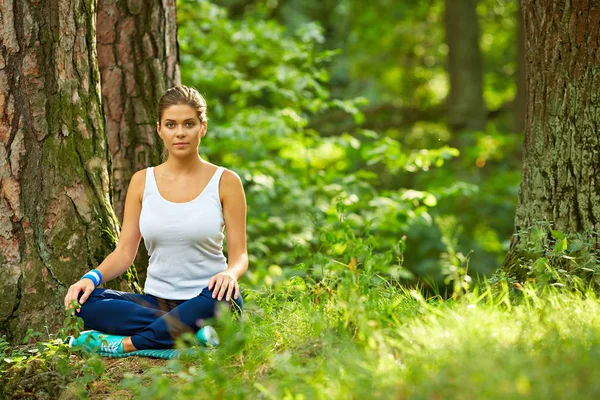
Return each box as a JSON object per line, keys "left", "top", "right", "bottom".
{"left": 97, "top": 0, "right": 180, "bottom": 282}
{"left": 444, "top": 0, "right": 486, "bottom": 132}
{"left": 504, "top": 0, "right": 600, "bottom": 278}
{"left": 0, "top": 0, "right": 133, "bottom": 341}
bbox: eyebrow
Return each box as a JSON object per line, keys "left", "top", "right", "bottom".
{"left": 164, "top": 118, "right": 197, "bottom": 122}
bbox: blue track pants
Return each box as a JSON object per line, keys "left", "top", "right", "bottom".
{"left": 77, "top": 287, "right": 243, "bottom": 350}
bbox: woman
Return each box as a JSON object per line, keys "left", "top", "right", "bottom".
{"left": 63, "top": 85, "right": 248, "bottom": 356}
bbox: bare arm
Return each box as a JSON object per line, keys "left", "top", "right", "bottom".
{"left": 95, "top": 169, "right": 145, "bottom": 281}
{"left": 63, "top": 169, "right": 145, "bottom": 310}
{"left": 208, "top": 169, "right": 248, "bottom": 301}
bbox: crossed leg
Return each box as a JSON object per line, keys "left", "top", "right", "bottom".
{"left": 77, "top": 287, "right": 243, "bottom": 350}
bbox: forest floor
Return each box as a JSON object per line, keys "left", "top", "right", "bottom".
{"left": 3, "top": 277, "right": 600, "bottom": 399}
{"left": 61, "top": 357, "right": 165, "bottom": 399}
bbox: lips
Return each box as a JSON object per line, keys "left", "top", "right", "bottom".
{"left": 174, "top": 143, "right": 188, "bottom": 146}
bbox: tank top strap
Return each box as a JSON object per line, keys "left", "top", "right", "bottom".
{"left": 207, "top": 167, "right": 226, "bottom": 193}
{"left": 143, "top": 167, "right": 158, "bottom": 199}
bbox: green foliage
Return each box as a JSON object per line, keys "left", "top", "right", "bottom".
{"left": 177, "top": 0, "right": 468, "bottom": 287}
{"left": 110, "top": 212, "right": 600, "bottom": 398}
{"left": 177, "top": 0, "right": 511, "bottom": 289}
{"left": 436, "top": 215, "right": 473, "bottom": 298}
{"left": 239, "top": 0, "right": 519, "bottom": 111}
{"left": 404, "top": 123, "right": 522, "bottom": 280}
{"left": 0, "top": 310, "right": 104, "bottom": 399}
{"left": 6, "top": 216, "right": 600, "bottom": 397}
{"left": 116, "top": 236, "right": 600, "bottom": 398}
{"left": 505, "top": 220, "right": 600, "bottom": 290}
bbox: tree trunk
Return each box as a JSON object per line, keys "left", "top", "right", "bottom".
{"left": 444, "top": 0, "right": 486, "bottom": 132}
{"left": 97, "top": 0, "right": 180, "bottom": 282}
{"left": 503, "top": 0, "right": 600, "bottom": 278}
{"left": 97, "top": 0, "right": 179, "bottom": 223}
{"left": 0, "top": 0, "right": 134, "bottom": 341}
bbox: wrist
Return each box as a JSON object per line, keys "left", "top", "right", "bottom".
{"left": 81, "top": 269, "right": 103, "bottom": 287}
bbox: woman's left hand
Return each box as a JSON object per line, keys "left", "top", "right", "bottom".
{"left": 208, "top": 271, "right": 239, "bottom": 301}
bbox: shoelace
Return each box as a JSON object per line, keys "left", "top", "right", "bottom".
{"left": 100, "top": 341, "right": 121, "bottom": 354}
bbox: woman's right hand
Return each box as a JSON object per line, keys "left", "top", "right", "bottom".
{"left": 64, "top": 279, "right": 95, "bottom": 314}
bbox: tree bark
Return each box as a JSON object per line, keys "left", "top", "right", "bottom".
{"left": 97, "top": 0, "right": 179, "bottom": 223}
{"left": 97, "top": 0, "right": 180, "bottom": 281}
{"left": 0, "top": 0, "right": 133, "bottom": 341}
{"left": 444, "top": 0, "right": 486, "bottom": 132}
{"left": 504, "top": 0, "right": 600, "bottom": 277}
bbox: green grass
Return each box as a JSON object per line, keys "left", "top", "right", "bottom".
{"left": 4, "top": 273, "right": 600, "bottom": 399}
{"left": 116, "top": 277, "right": 600, "bottom": 400}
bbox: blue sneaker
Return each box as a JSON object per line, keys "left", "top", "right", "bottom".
{"left": 67, "top": 330, "right": 126, "bottom": 355}
{"left": 196, "top": 326, "right": 219, "bottom": 347}
{"left": 63, "top": 329, "right": 97, "bottom": 348}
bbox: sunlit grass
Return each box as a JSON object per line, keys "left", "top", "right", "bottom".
{"left": 4, "top": 274, "right": 599, "bottom": 398}
{"left": 116, "top": 278, "right": 600, "bottom": 399}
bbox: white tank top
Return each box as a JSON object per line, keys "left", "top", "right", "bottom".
{"left": 139, "top": 166, "right": 227, "bottom": 300}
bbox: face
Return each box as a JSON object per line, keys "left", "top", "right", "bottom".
{"left": 157, "top": 104, "right": 207, "bottom": 156}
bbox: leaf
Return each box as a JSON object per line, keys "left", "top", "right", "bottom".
{"left": 553, "top": 237, "right": 567, "bottom": 254}
{"left": 533, "top": 257, "right": 548, "bottom": 273}
{"left": 423, "top": 193, "right": 437, "bottom": 207}
{"left": 567, "top": 239, "right": 583, "bottom": 253}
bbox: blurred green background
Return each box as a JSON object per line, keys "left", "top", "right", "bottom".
{"left": 176, "top": 0, "right": 523, "bottom": 290}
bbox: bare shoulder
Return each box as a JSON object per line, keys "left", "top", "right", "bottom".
{"left": 221, "top": 168, "right": 242, "bottom": 185}
{"left": 129, "top": 169, "right": 148, "bottom": 200}
{"left": 219, "top": 168, "right": 245, "bottom": 201}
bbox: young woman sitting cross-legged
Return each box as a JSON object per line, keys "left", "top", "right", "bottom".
{"left": 63, "top": 85, "right": 247, "bottom": 357}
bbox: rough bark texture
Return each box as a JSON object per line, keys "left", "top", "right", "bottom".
{"left": 444, "top": 0, "right": 486, "bottom": 131}
{"left": 504, "top": 0, "right": 600, "bottom": 277}
{"left": 0, "top": 0, "right": 133, "bottom": 341}
{"left": 97, "top": 0, "right": 180, "bottom": 281}
{"left": 97, "top": 0, "right": 180, "bottom": 223}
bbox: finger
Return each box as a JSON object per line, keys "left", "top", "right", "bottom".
{"left": 68, "top": 287, "right": 84, "bottom": 312}
{"left": 225, "top": 281, "right": 235, "bottom": 302}
{"left": 64, "top": 291, "right": 71, "bottom": 310}
{"left": 79, "top": 286, "right": 93, "bottom": 305}
{"left": 65, "top": 289, "right": 75, "bottom": 310}
{"left": 217, "top": 280, "right": 229, "bottom": 301}
{"left": 234, "top": 282, "right": 240, "bottom": 300}
{"left": 212, "top": 277, "right": 223, "bottom": 298}
{"left": 66, "top": 290, "right": 78, "bottom": 315}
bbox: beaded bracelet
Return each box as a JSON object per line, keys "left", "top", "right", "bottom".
{"left": 81, "top": 269, "right": 103, "bottom": 287}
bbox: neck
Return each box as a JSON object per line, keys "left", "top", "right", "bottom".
{"left": 163, "top": 154, "right": 204, "bottom": 175}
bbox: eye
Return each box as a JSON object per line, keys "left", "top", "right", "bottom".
{"left": 166, "top": 122, "right": 175, "bottom": 128}
{"left": 186, "top": 121, "right": 195, "bottom": 128}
